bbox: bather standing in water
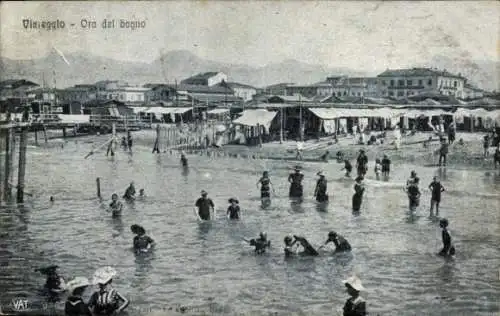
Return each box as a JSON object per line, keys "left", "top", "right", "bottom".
{"left": 406, "top": 177, "right": 421, "bottom": 212}
{"left": 257, "top": 171, "right": 274, "bottom": 200}
{"left": 319, "top": 231, "right": 351, "bottom": 252}
{"left": 341, "top": 160, "right": 353, "bottom": 177}
{"left": 248, "top": 232, "right": 271, "bottom": 254}
{"left": 438, "top": 218, "right": 455, "bottom": 257}
{"left": 428, "top": 176, "right": 445, "bottom": 216}
{"left": 131, "top": 224, "right": 155, "bottom": 253}
{"left": 180, "top": 153, "right": 188, "bottom": 167}
{"left": 381, "top": 154, "right": 391, "bottom": 178}
{"left": 36, "top": 265, "right": 66, "bottom": 300}
{"left": 342, "top": 276, "right": 366, "bottom": 316}
{"left": 226, "top": 198, "right": 241, "bottom": 220}
{"left": 352, "top": 177, "right": 365, "bottom": 212}
{"left": 314, "top": 171, "right": 329, "bottom": 203}
{"left": 123, "top": 182, "right": 136, "bottom": 201}
{"left": 194, "top": 190, "right": 215, "bottom": 221}
{"left": 288, "top": 166, "right": 304, "bottom": 199}
{"left": 65, "top": 277, "right": 91, "bottom": 316}
{"left": 356, "top": 149, "right": 368, "bottom": 177}
{"left": 108, "top": 194, "right": 123, "bottom": 217}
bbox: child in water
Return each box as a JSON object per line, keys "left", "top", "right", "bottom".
{"left": 227, "top": 198, "right": 241, "bottom": 220}
{"left": 352, "top": 177, "right": 365, "bottom": 212}
{"left": 374, "top": 158, "right": 382, "bottom": 180}
{"left": 342, "top": 160, "right": 353, "bottom": 177}
{"left": 130, "top": 224, "right": 155, "bottom": 253}
{"left": 108, "top": 194, "right": 123, "bottom": 217}
{"left": 248, "top": 232, "right": 271, "bottom": 254}
{"left": 438, "top": 218, "right": 455, "bottom": 257}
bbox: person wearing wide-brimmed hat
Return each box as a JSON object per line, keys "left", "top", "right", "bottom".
{"left": 342, "top": 276, "right": 366, "bottom": 316}
{"left": 355, "top": 149, "right": 368, "bottom": 177}
{"left": 288, "top": 166, "right": 304, "bottom": 199}
{"left": 89, "top": 267, "right": 129, "bottom": 316}
{"left": 35, "top": 265, "right": 66, "bottom": 296}
{"left": 130, "top": 224, "right": 155, "bottom": 253}
{"left": 194, "top": 190, "right": 215, "bottom": 221}
{"left": 226, "top": 198, "right": 241, "bottom": 220}
{"left": 352, "top": 176, "right": 365, "bottom": 212}
{"left": 65, "top": 277, "right": 92, "bottom": 316}
{"left": 314, "top": 171, "right": 329, "bottom": 203}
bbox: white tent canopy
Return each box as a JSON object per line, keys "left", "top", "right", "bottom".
{"left": 233, "top": 109, "right": 277, "bottom": 133}
{"left": 207, "top": 108, "right": 230, "bottom": 115}
{"left": 309, "top": 107, "right": 407, "bottom": 119}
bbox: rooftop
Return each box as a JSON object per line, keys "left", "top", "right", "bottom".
{"left": 377, "top": 68, "right": 465, "bottom": 79}
{"left": 224, "top": 82, "right": 257, "bottom": 89}
{"left": 0, "top": 79, "right": 39, "bottom": 89}
{"left": 182, "top": 72, "right": 221, "bottom": 81}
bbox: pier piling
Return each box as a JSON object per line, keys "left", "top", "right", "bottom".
{"left": 3, "top": 126, "right": 12, "bottom": 201}
{"left": 16, "top": 127, "right": 28, "bottom": 203}
{"left": 43, "top": 125, "right": 48, "bottom": 143}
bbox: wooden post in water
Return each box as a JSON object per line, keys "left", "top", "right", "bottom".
{"left": 96, "top": 177, "right": 101, "bottom": 199}
{"left": 62, "top": 127, "right": 67, "bottom": 139}
{"left": 8, "top": 126, "right": 16, "bottom": 198}
{"left": 0, "top": 129, "right": 5, "bottom": 203}
{"left": 16, "top": 127, "right": 28, "bottom": 203}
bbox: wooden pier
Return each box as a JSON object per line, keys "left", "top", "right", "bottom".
{"left": 0, "top": 114, "right": 30, "bottom": 204}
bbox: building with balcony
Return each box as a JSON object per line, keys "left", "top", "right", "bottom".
{"left": 377, "top": 68, "right": 466, "bottom": 100}
{"left": 331, "top": 77, "right": 379, "bottom": 98}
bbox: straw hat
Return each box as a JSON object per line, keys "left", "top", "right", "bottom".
{"left": 342, "top": 276, "right": 365, "bottom": 292}
{"left": 92, "top": 266, "right": 117, "bottom": 285}
{"left": 317, "top": 171, "right": 325, "bottom": 177}
{"left": 201, "top": 190, "right": 208, "bottom": 196}
{"left": 66, "top": 277, "right": 90, "bottom": 293}
{"left": 228, "top": 198, "right": 239, "bottom": 204}
{"left": 294, "top": 165, "right": 301, "bottom": 171}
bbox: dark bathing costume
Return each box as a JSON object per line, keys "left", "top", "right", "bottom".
{"left": 259, "top": 176, "right": 271, "bottom": 198}
{"left": 133, "top": 234, "right": 154, "bottom": 252}
{"left": 315, "top": 177, "right": 329, "bottom": 202}
{"left": 288, "top": 172, "right": 304, "bottom": 198}
{"left": 195, "top": 196, "right": 215, "bottom": 220}
{"left": 227, "top": 205, "right": 240, "bottom": 219}
{"left": 352, "top": 182, "right": 364, "bottom": 211}
{"left": 429, "top": 181, "right": 444, "bottom": 203}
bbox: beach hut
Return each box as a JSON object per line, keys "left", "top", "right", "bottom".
{"left": 232, "top": 109, "right": 279, "bottom": 145}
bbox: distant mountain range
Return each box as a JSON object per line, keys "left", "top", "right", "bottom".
{"left": 0, "top": 49, "right": 498, "bottom": 91}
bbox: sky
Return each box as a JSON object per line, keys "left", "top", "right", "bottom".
{"left": 1, "top": 1, "right": 498, "bottom": 72}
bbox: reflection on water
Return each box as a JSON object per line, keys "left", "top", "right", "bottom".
{"left": 0, "top": 139, "right": 499, "bottom": 315}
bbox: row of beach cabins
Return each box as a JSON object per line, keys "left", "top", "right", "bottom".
{"left": 1, "top": 100, "right": 499, "bottom": 146}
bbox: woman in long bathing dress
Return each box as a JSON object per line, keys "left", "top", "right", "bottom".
{"left": 352, "top": 176, "right": 365, "bottom": 212}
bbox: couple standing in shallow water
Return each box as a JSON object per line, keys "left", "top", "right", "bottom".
{"left": 287, "top": 166, "right": 330, "bottom": 203}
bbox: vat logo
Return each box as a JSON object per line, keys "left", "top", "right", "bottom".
{"left": 11, "top": 298, "right": 30, "bottom": 312}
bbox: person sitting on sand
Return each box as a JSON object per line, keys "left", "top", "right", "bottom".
{"left": 438, "top": 218, "right": 455, "bottom": 258}
{"left": 108, "top": 194, "right": 123, "bottom": 217}
{"left": 226, "top": 198, "right": 241, "bottom": 220}
{"left": 131, "top": 224, "right": 155, "bottom": 253}
{"left": 319, "top": 231, "right": 351, "bottom": 252}
{"left": 248, "top": 232, "right": 271, "bottom": 254}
